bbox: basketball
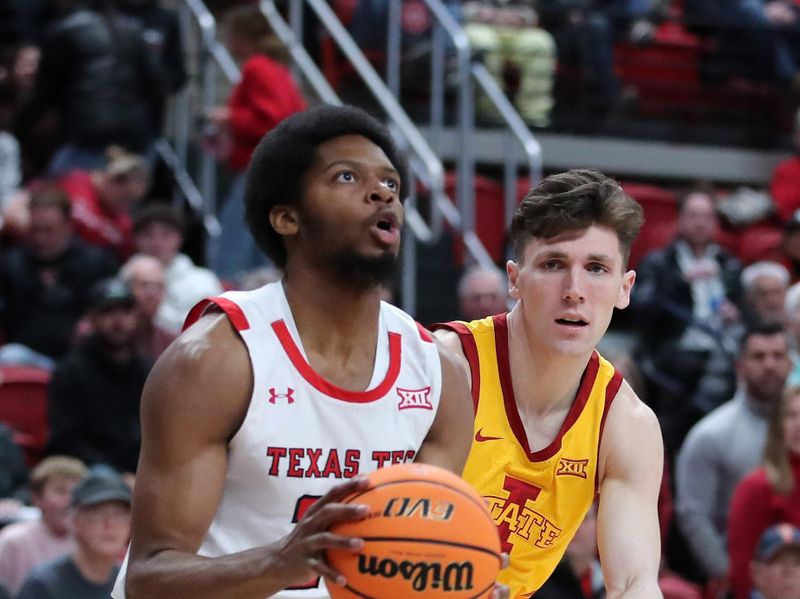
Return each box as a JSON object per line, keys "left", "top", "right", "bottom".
{"left": 325, "top": 463, "right": 501, "bottom": 599}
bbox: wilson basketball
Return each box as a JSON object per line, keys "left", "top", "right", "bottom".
{"left": 325, "top": 463, "right": 501, "bottom": 599}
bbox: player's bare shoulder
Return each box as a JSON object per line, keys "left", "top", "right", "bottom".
{"left": 597, "top": 379, "right": 663, "bottom": 483}
{"left": 143, "top": 312, "right": 253, "bottom": 434}
{"left": 431, "top": 328, "right": 470, "bottom": 379}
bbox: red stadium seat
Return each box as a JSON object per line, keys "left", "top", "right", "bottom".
{"left": 447, "top": 172, "right": 508, "bottom": 264}
{"left": 0, "top": 365, "right": 51, "bottom": 467}
{"left": 621, "top": 182, "right": 679, "bottom": 269}
{"left": 735, "top": 223, "right": 784, "bottom": 265}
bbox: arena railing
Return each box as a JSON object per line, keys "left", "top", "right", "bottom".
{"left": 385, "top": 0, "right": 543, "bottom": 240}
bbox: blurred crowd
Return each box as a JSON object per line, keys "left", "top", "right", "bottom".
{"left": 0, "top": 1, "right": 800, "bottom": 599}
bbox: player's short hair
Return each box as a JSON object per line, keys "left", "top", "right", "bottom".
{"left": 510, "top": 169, "right": 644, "bottom": 267}
{"left": 29, "top": 456, "right": 88, "bottom": 495}
{"left": 244, "top": 104, "right": 408, "bottom": 269}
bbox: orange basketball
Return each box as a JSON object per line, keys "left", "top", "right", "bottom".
{"left": 325, "top": 463, "right": 501, "bottom": 599}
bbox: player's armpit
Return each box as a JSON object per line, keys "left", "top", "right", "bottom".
{"left": 597, "top": 383, "right": 664, "bottom": 599}
{"left": 415, "top": 338, "right": 473, "bottom": 474}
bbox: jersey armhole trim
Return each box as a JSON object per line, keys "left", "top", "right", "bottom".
{"left": 429, "top": 321, "right": 480, "bottom": 413}
{"left": 594, "top": 367, "right": 624, "bottom": 491}
{"left": 183, "top": 296, "right": 251, "bottom": 332}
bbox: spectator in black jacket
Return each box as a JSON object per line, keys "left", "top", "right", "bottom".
{"left": 46, "top": 277, "right": 152, "bottom": 474}
{"left": 116, "top": 0, "right": 186, "bottom": 132}
{"left": 0, "top": 185, "right": 117, "bottom": 367}
{"left": 631, "top": 187, "right": 743, "bottom": 454}
{"left": 15, "top": 0, "right": 165, "bottom": 176}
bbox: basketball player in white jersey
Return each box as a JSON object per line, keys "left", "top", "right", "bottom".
{"left": 113, "top": 105, "right": 491, "bottom": 599}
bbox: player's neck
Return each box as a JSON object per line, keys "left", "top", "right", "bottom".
{"left": 506, "top": 309, "right": 593, "bottom": 415}
{"left": 282, "top": 269, "right": 383, "bottom": 362}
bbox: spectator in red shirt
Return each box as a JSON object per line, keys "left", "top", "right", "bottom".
{"left": 727, "top": 384, "right": 800, "bottom": 599}
{"left": 770, "top": 109, "right": 800, "bottom": 223}
{"left": 206, "top": 4, "right": 306, "bottom": 284}
{"left": 58, "top": 147, "right": 150, "bottom": 263}
{"left": 209, "top": 5, "right": 307, "bottom": 173}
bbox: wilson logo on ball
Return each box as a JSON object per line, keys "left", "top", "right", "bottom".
{"left": 356, "top": 555, "right": 474, "bottom": 592}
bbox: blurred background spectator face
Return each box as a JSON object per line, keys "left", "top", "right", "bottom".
{"left": 737, "top": 330, "right": 792, "bottom": 405}
{"left": 457, "top": 265, "right": 509, "bottom": 320}
{"left": 750, "top": 525, "right": 800, "bottom": 599}
{"left": 87, "top": 279, "right": 139, "bottom": 350}
{"left": 742, "top": 262, "right": 790, "bottom": 325}
{"left": 98, "top": 171, "right": 148, "bottom": 216}
{"left": 134, "top": 220, "right": 182, "bottom": 266}
{"left": 96, "top": 149, "right": 149, "bottom": 215}
{"left": 677, "top": 191, "right": 718, "bottom": 250}
{"left": 123, "top": 255, "right": 166, "bottom": 320}
{"left": 71, "top": 500, "right": 131, "bottom": 559}
{"left": 31, "top": 461, "right": 86, "bottom": 537}
{"left": 69, "top": 473, "right": 132, "bottom": 562}
{"left": 90, "top": 305, "right": 138, "bottom": 351}
{"left": 27, "top": 188, "right": 73, "bottom": 261}
{"left": 11, "top": 45, "right": 40, "bottom": 100}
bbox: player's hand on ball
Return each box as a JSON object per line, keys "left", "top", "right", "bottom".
{"left": 274, "top": 476, "right": 370, "bottom": 587}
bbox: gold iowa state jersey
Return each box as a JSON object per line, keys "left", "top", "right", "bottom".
{"left": 434, "top": 314, "right": 621, "bottom": 598}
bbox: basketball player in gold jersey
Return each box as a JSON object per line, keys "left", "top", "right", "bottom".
{"left": 433, "top": 169, "right": 664, "bottom": 598}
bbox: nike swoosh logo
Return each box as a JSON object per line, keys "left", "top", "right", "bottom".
{"left": 475, "top": 428, "right": 503, "bottom": 442}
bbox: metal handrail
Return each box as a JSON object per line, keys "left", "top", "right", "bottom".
{"left": 183, "top": 0, "right": 239, "bottom": 84}
{"left": 154, "top": 138, "right": 221, "bottom": 237}
{"left": 269, "top": 0, "right": 450, "bottom": 244}
{"left": 387, "top": 0, "right": 543, "bottom": 235}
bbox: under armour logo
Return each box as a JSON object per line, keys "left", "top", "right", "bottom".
{"left": 268, "top": 387, "right": 295, "bottom": 404}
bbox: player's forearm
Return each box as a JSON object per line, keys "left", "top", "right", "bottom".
{"left": 125, "top": 545, "right": 303, "bottom": 599}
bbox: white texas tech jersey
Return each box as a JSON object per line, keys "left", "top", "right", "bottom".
{"left": 115, "top": 281, "right": 443, "bottom": 599}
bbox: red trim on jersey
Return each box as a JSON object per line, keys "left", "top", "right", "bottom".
{"left": 415, "top": 321, "right": 434, "bottom": 343}
{"left": 595, "top": 366, "right": 623, "bottom": 490}
{"left": 182, "top": 297, "right": 251, "bottom": 332}
{"left": 429, "top": 321, "right": 481, "bottom": 413}
{"left": 271, "top": 319, "right": 402, "bottom": 403}
{"left": 494, "top": 313, "right": 600, "bottom": 462}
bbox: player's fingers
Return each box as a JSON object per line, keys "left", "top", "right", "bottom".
{"left": 304, "top": 477, "right": 370, "bottom": 517}
{"left": 307, "top": 502, "right": 369, "bottom": 530}
{"left": 306, "top": 531, "right": 364, "bottom": 553}
{"left": 491, "top": 583, "right": 510, "bottom": 599}
{"left": 500, "top": 552, "right": 510, "bottom": 569}
{"left": 308, "top": 557, "right": 347, "bottom": 587}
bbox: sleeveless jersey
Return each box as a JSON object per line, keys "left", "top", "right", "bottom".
{"left": 434, "top": 314, "right": 621, "bottom": 598}
{"left": 113, "top": 282, "right": 442, "bottom": 599}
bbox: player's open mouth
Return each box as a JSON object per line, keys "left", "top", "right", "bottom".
{"left": 555, "top": 317, "right": 588, "bottom": 327}
{"left": 370, "top": 212, "right": 400, "bottom": 245}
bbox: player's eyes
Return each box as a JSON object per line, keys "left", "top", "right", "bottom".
{"left": 384, "top": 179, "right": 399, "bottom": 192}
{"left": 588, "top": 263, "right": 608, "bottom": 273}
{"left": 541, "top": 261, "right": 561, "bottom": 270}
{"left": 335, "top": 171, "right": 357, "bottom": 183}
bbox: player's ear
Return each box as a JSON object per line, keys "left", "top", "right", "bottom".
{"left": 507, "top": 260, "right": 520, "bottom": 300}
{"left": 269, "top": 205, "right": 299, "bottom": 237}
{"left": 615, "top": 269, "right": 636, "bottom": 309}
